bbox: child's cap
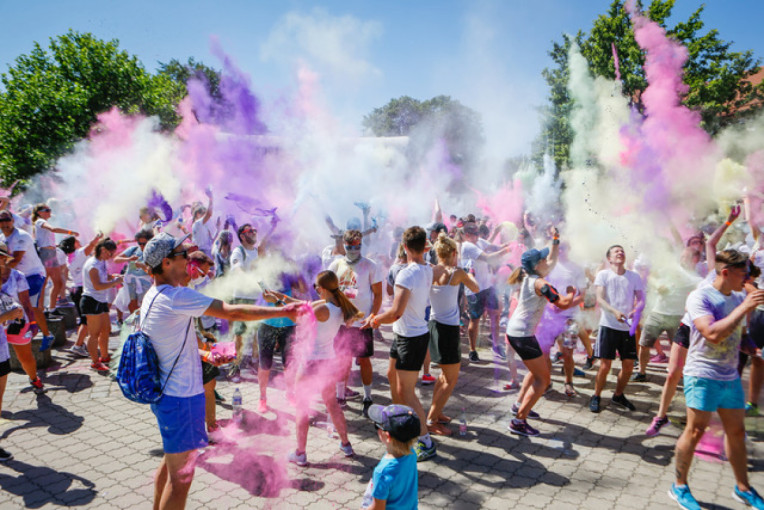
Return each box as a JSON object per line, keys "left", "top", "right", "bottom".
{"left": 367, "top": 404, "right": 421, "bottom": 442}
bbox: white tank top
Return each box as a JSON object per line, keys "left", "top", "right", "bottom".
{"left": 506, "top": 275, "right": 546, "bottom": 337}
{"left": 82, "top": 257, "right": 110, "bottom": 303}
{"left": 429, "top": 269, "right": 460, "bottom": 326}
{"left": 309, "top": 302, "right": 343, "bottom": 361}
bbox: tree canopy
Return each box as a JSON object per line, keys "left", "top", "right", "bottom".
{"left": 537, "top": 0, "right": 764, "bottom": 169}
{"left": 0, "top": 31, "right": 219, "bottom": 183}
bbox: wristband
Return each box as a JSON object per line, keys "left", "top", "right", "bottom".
{"left": 371, "top": 315, "right": 380, "bottom": 328}
{"left": 725, "top": 221, "right": 731, "bottom": 226}
{"left": 552, "top": 238, "right": 560, "bottom": 245}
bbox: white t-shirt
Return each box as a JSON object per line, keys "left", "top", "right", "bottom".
{"left": 1, "top": 228, "right": 45, "bottom": 277}
{"left": 190, "top": 275, "right": 216, "bottom": 330}
{"left": 460, "top": 241, "right": 491, "bottom": 296}
{"left": 321, "top": 244, "right": 343, "bottom": 270}
{"left": 309, "top": 302, "right": 343, "bottom": 361}
{"left": 684, "top": 285, "right": 745, "bottom": 381}
{"left": 192, "top": 219, "right": 214, "bottom": 255}
{"left": 392, "top": 263, "right": 432, "bottom": 337}
{"left": 594, "top": 268, "right": 644, "bottom": 331}
{"left": 231, "top": 245, "right": 259, "bottom": 299}
{"left": 546, "top": 259, "right": 587, "bottom": 319}
{"left": 1, "top": 269, "right": 29, "bottom": 322}
{"left": 69, "top": 247, "right": 88, "bottom": 287}
{"left": 329, "top": 257, "right": 383, "bottom": 327}
{"left": 34, "top": 219, "right": 56, "bottom": 249}
{"left": 140, "top": 284, "right": 214, "bottom": 397}
{"left": 651, "top": 268, "right": 700, "bottom": 316}
{"left": 82, "top": 257, "right": 110, "bottom": 303}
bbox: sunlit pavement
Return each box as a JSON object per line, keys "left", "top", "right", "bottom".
{"left": 0, "top": 325, "right": 762, "bottom": 509}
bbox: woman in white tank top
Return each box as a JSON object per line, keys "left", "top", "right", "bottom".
{"left": 270, "top": 270, "right": 363, "bottom": 466}
{"left": 426, "top": 233, "right": 478, "bottom": 436}
{"left": 504, "top": 234, "right": 582, "bottom": 438}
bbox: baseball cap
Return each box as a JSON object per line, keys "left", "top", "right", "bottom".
{"left": 462, "top": 222, "right": 479, "bottom": 235}
{"left": 367, "top": 404, "right": 421, "bottom": 442}
{"left": 0, "top": 210, "right": 13, "bottom": 221}
{"left": 142, "top": 232, "right": 191, "bottom": 268}
{"left": 426, "top": 222, "right": 447, "bottom": 234}
{"left": 521, "top": 247, "right": 550, "bottom": 273}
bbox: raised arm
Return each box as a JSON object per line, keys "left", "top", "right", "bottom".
{"left": 706, "top": 205, "right": 740, "bottom": 274}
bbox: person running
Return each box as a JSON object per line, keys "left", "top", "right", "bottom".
{"left": 81, "top": 238, "right": 122, "bottom": 372}
{"left": 589, "top": 245, "right": 645, "bottom": 413}
{"left": 364, "top": 226, "right": 436, "bottom": 462}
{"left": 191, "top": 188, "right": 215, "bottom": 257}
{"left": 0, "top": 242, "right": 45, "bottom": 394}
{"left": 139, "top": 232, "right": 298, "bottom": 509}
{"left": 0, "top": 210, "right": 55, "bottom": 352}
{"left": 506, "top": 232, "right": 582, "bottom": 437}
{"left": 281, "top": 270, "right": 361, "bottom": 466}
{"left": 32, "top": 203, "right": 79, "bottom": 309}
{"left": 113, "top": 229, "right": 153, "bottom": 313}
{"left": 59, "top": 233, "right": 102, "bottom": 357}
{"left": 426, "top": 232, "right": 478, "bottom": 436}
{"left": 329, "top": 229, "right": 384, "bottom": 416}
{"left": 669, "top": 249, "right": 764, "bottom": 510}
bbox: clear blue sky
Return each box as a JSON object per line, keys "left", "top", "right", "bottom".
{"left": 1, "top": 1, "right": 762, "bottom": 157}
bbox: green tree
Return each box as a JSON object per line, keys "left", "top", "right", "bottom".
{"left": 156, "top": 57, "right": 222, "bottom": 112}
{"left": 0, "top": 31, "right": 215, "bottom": 183}
{"left": 537, "top": 0, "right": 764, "bottom": 169}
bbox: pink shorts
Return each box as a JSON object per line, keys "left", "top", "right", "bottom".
{"left": 7, "top": 323, "right": 30, "bottom": 345}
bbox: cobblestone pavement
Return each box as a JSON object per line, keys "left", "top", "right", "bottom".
{"left": 0, "top": 324, "right": 762, "bottom": 509}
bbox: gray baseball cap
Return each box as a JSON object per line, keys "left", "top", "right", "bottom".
{"left": 142, "top": 232, "right": 191, "bottom": 268}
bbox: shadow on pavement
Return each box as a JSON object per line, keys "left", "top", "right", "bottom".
{"left": 0, "top": 394, "right": 84, "bottom": 439}
{"left": 0, "top": 459, "right": 96, "bottom": 508}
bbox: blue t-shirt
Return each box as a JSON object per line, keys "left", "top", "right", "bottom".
{"left": 361, "top": 452, "right": 418, "bottom": 509}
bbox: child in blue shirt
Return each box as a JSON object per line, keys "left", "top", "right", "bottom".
{"left": 362, "top": 404, "right": 420, "bottom": 509}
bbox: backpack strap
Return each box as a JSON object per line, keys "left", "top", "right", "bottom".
{"left": 236, "top": 245, "right": 247, "bottom": 263}
{"left": 138, "top": 286, "right": 170, "bottom": 332}
{"left": 159, "top": 318, "right": 193, "bottom": 395}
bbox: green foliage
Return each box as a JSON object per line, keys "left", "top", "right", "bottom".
{"left": 362, "top": 95, "right": 484, "bottom": 169}
{"left": 537, "top": 0, "right": 764, "bottom": 169}
{"left": 0, "top": 31, "right": 220, "bottom": 183}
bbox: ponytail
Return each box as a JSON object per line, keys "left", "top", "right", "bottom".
{"left": 508, "top": 266, "right": 525, "bottom": 285}
{"left": 316, "top": 270, "right": 363, "bottom": 322}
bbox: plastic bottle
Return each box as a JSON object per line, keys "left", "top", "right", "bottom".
{"left": 459, "top": 408, "right": 467, "bottom": 436}
{"left": 232, "top": 387, "right": 243, "bottom": 424}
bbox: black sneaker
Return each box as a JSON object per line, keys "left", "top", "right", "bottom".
{"left": 468, "top": 350, "right": 480, "bottom": 362}
{"left": 612, "top": 393, "right": 636, "bottom": 411}
{"left": 631, "top": 373, "right": 647, "bottom": 382}
{"left": 0, "top": 447, "right": 12, "bottom": 462}
{"left": 336, "top": 398, "right": 348, "bottom": 410}
{"left": 362, "top": 398, "right": 373, "bottom": 418}
{"left": 553, "top": 351, "right": 563, "bottom": 364}
{"left": 582, "top": 356, "right": 594, "bottom": 370}
{"left": 589, "top": 395, "right": 601, "bottom": 413}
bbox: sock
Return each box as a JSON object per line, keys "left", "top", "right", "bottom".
{"left": 363, "top": 384, "right": 372, "bottom": 399}
{"left": 419, "top": 433, "right": 433, "bottom": 448}
{"left": 674, "top": 484, "right": 688, "bottom": 489}
{"left": 336, "top": 382, "right": 345, "bottom": 400}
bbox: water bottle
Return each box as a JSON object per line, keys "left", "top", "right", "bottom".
{"left": 563, "top": 320, "right": 579, "bottom": 350}
{"left": 459, "top": 408, "right": 467, "bottom": 436}
{"left": 232, "top": 388, "right": 243, "bottom": 424}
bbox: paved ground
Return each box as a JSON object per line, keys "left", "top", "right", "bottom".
{"left": 0, "top": 322, "right": 762, "bottom": 509}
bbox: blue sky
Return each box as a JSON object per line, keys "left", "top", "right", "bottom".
{"left": 1, "top": 1, "right": 762, "bottom": 157}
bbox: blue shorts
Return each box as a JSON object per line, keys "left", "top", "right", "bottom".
{"left": 467, "top": 288, "right": 498, "bottom": 319}
{"left": 683, "top": 375, "right": 745, "bottom": 412}
{"left": 26, "top": 274, "right": 46, "bottom": 307}
{"left": 151, "top": 393, "right": 208, "bottom": 454}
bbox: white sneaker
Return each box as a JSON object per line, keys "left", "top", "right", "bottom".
{"left": 70, "top": 344, "right": 88, "bottom": 357}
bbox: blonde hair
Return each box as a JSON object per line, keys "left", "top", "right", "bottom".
{"left": 508, "top": 267, "right": 525, "bottom": 285}
{"left": 434, "top": 232, "right": 457, "bottom": 263}
{"left": 388, "top": 436, "right": 418, "bottom": 457}
{"left": 316, "top": 270, "right": 363, "bottom": 322}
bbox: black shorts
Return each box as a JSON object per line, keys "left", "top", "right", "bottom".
{"left": 467, "top": 288, "right": 499, "bottom": 319}
{"left": 258, "top": 323, "right": 295, "bottom": 370}
{"left": 428, "top": 321, "right": 461, "bottom": 365}
{"left": 506, "top": 334, "right": 543, "bottom": 361}
{"left": 672, "top": 323, "right": 691, "bottom": 349}
{"left": 80, "top": 295, "right": 109, "bottom": 316}
{"left": 70, "top": 286, "right": 87, "bottom": 324}
{"left": 595, "top": 326, "right": 637, "bottom": 360}
{"left": 0, "top": 359, "right": 10, "bottom": 377}
{"left": 749, "top": 310, "right": 764, "bottom": 349}
{"left": 201, "top": 360, "right": 220, "bottom": 385}
{"left": 389, "top": 333, "right": 429, "bottom": 371}
{"left": 334, "top": 325, "right": 374, "bottom": 358}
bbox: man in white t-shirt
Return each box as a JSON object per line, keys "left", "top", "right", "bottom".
{"left": 364, "top": 226, "right": 436, "bottom": 462}
{"left": 329, "top": 230, "right": 383, "bottom": 415}
{"left": 459, "top": 222, "right": 510, "bottom": 362}
{"left": 191, "top": 188, "right": 215, "bottom": 257}
{"left": 140, "top": 232, "right": 298, "bottom": 510}
{"left": 669, "top": 249, "right": 764, "bottom": 509}
{"left": 590, "top": 244, "right": 645, "bottom": 413}
{"left": 228, "top": 222, "right": 265, "bottom": 381}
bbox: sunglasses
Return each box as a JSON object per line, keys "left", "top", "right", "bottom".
{"left": 0, "top": 218, "right": 12, "bottom": 223}
{"left": 40, "top": 208, "right": 51, "bottom": 213}
{"left": 242, "top": 228, "right": 257, "bottom": 235}
{"left": 168, "top": 249, "right": 188, "bottom": 260}
{"left": 137, "top": 242, "right": 147, "bottom": 247}
{"left": 344, "top": 244, "right": 362, "bottom": 251}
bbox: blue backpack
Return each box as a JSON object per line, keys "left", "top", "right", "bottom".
{"left": 116, "top": 287, "right": 191, "bottom": 404}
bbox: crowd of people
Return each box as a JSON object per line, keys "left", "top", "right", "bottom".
{"left": 0, "top": 190, "right": 763, "bottom": 510}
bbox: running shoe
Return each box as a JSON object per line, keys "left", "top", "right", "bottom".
{"left": 99, "top": 355, "right": 111, "bottom": 364}
{"left": 0, "top": 447, "right": 12, "bottom": 462}
{"left": 227, "top": 365, "right": 241, "bottom": 383}
{"left": 258, "top": 399, "right": 267, "bottom": 413}
{"left": 336, "top": 398, "right": 348, "bottom": 410}
{"left": 344, "top": 387, "right": 361, "bottom": 400}
{"left": 287, "top": 451, "right": 307, "bottom": 467}
{"left": 508, "top": 418, "right": 540, "bottom": 437}
{"left": 30, "top": 378, "right": 46, "bottom": 394}
{"left": 746, "top": 402, "right": 760, "bottom": 417}
{"left": 492, "top": 344, "right": 507, "bottom": 360}
{"left": 69, "top": 344, "right": 88, "bottom": 357}
{"left": 339, "top": 442, "right": 355, "bottom": 457}
{"left": 668, "top": 483, "right": 701, "bottom": 510}
{"left": 40, "top": 335, "right": 55, "bottom": 352}
{"left": 214, "top": 390, "right": 225, "bottom": 403}
{"left": 503, "top": 380, "right": 520, "bottom": 391}
{"left": 90, "top": 362, "right": 109, "bottom": 372}
{"left": 612, "top": 393, "right": 636, "bottom": 411}
{"left": 468, "top": 350, "right": 480, "bottom": 363}
{"left": 589, "top": 395, "right": 601, "bottom": 413}
{"left": 582, "top": 356, "right": 594, "bottom": 370}
{"left": 553, "top": 351, "right": 563, "bottom": 364}
{"left": 631, "top": 372, "right": 647, "bottom": 382}
{"left": 510, "top": 402, "right": 540, "bottom": 419}
{"left": 733, "top": 485, "right": 764, "bottom": 509}
{"left": 573, "top": 367, "right": 586, "bottom": 377}
{"left": 650, "top": 353, "right": 669, "bottom": 364}
{"left": 414, "top": 440, "right": 437, "bottom": 462}
{"left": 646, "top": 415, "right": 669, "bottom": 437}
{"left": 421, "top": 374, "right": 436, "bottom": 385}
{"left": 362, "top": 398, "right": 373, "bottom": 418}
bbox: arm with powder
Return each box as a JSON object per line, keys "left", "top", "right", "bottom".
{"left": 705, "top": 205, "right": 740, "bottom": 274}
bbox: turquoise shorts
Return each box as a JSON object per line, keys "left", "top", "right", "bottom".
{"left": 683, "top": 375, "right": 745, "bottom": 412}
